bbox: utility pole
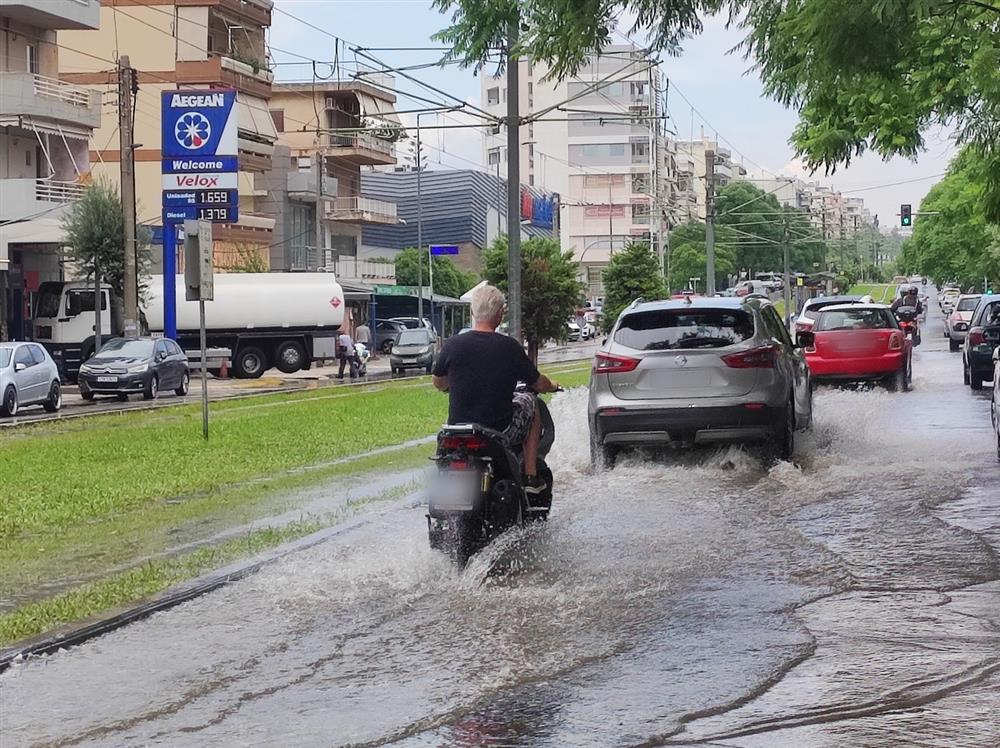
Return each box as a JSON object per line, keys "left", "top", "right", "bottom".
{"left": 506, "top": 20, "right": 522, "bottom": 341}
{"left": 314, "top": 149, "right": 323, "bottom": 269}
{"left": 416, "top": 117, "right": 423, "bottom": 321}
{"left": 839, "top": 212, "right": 845, "bottom": 272}
{"left": 704, "top": 149, "right": 716, "bottom": 295}
{"left": 118, "top": 56, "right": 138, "bottom": 337}
{"left": 782, "top": 214, "right": 792, "bottom": 327}
{"left": 607, "top": 179, "right": 614, "bottom": 258}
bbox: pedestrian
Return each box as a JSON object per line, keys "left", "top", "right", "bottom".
{"left": 355, "top": 318, "right": 372, "bottom": 356}
{"left": 337, "top": 330, "right": 358, "bottom": 379}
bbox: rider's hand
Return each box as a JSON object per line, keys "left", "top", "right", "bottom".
{"left": 549, "top": 381, "right": 563, "bottom": 393}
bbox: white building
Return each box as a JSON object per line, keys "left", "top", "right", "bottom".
{"left": 481, "top": 44, "right": 676, "bottom": 296}
{"left": 674, "top": 131, "right": 748, "bottom": 221}
{"left": 0, "top": 0, "right": 102, "bottom": 341}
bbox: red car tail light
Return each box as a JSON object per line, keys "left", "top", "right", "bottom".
{"left": 440, "top": 435, "right": 489, "bottom": 451}
{"left": 722, "top": 345, "right": 779, "bottom": 369}
{"left": 593, "top": 352, "right": 640, "bottom": 374}
{"left": 888, "top": 332, "right": 903, "bottom": 351}
{"left": 968, "top": 327, "right": 986, "bottom": 346}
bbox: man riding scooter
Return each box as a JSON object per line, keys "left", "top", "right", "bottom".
{"left": 891, "top": 286, "right": 923, "bottom": 345}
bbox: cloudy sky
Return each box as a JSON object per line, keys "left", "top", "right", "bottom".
{"left": 271, "top": 1, "right": 955, "bottom": 225}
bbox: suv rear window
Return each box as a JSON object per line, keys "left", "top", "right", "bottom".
{"left": 614, "top": 309, "right": 755, "bottom": 350}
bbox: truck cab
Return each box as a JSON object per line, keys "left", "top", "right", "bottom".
{"left": 33, "top": 281, "right": 115, "bottom": 380}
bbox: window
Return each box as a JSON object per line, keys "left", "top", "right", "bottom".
{"left": 26, "top": 44, "right": 38, "bottom": 74}
{"left": 615, "top": 310, "right": 756, "bottom": 351}
{"left": 957, "top": 296, "right": 981, "bottom": 312}
{"left": 528, "top": 174, "right": 534, "bottom": 186}
{"left": 487, "top": 148, "right": 501, "bottom": 166}
{"left": 814, "top": 308, "right": 894, "bottom": 332}
{"left": 631, "top": 142, "right": 649, "bottom": 162}
{"left": 166, "top": 340, "right": 184, "bottom": 356}
{"left": 65, "top": 290, "right": 107, "bottom": 316}
{"left": 0, "top": 349, "right": 10, "bottom": 368}
{"left": 29, "top": 345, "right": 47, "bottom": 365}
{"left": 14, "top": 346, "right": 33, "bottom": 369}
{"left": 632, "top": 174, "right": 649, "bottom": 193}
{"left": 487, "top": 87, "right": 500, "bottom": 105}
{"left": 763, "top": 307, "right": 794, "bottom": 346}
{"left": 632, "top": 204, "right": 651, "bottom": 220}
{"left": 269, "top": 109, "right": 285, "bottom": 132}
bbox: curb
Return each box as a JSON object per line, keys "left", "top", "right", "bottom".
{"left": 0, "top": 491, "right": 424, "bottom": 673}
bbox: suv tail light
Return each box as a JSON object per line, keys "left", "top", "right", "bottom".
{"left": 721, "top": 345, "right": 779, "bottom": 369}
{"left": 440, "top": 435, "right": 489, "bottom": 451}
{"left": 593, "top": 352, "right": 640, "bottom": 374}
{"left": 795, "top": 320, "right": 812, "bottom": 333}
{"left": 888, "top": 332, "right": 903, "bottom": 351}
{"left": 968, "top": 327, "right": 986, "bottom": 346}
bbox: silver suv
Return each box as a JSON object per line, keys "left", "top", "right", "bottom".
{"left": 588, "top": 297, "right": 813, "bottom": 465}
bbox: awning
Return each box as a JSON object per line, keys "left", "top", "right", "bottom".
{"left": 0, "top": 215, "right": 68, "bottom": 269}
{"left": 340, "top": 280, "right": 376, "bottom": 302}
{"left": 236, "top": 92, "right": 278, "bottom": 144}
{"left": 0, "top": 116, "right": 90, "bottom": 140}
{"left": 355, "top": 92, "right": 405, "bottom": 136}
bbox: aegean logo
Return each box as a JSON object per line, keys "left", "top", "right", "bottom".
{"left": 174, "top": 112, "right": 212, "bottom": 150}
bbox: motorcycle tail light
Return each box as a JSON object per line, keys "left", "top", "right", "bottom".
{"left": 440, "top": 435, "right": 489, "bottom": 451}
{"left": 968, "top": 327, "right": 986, "bottom": 346}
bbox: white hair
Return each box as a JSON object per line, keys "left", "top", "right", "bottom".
{"left": 471, "top": 284, "right": 506, "bottom": 323}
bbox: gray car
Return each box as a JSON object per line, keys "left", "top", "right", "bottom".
{"left": 588, "top": 297, "right": 813, "bottom": 466}
{"left": 390, "top": 328, "right": 435, "bottom": 375}
{"left": 0, "top": 341, "right": 62, "bottom": 417}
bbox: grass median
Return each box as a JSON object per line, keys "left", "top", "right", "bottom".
{"left": 0, "top": 361, "right": 592, "bottom": 646}
{"left": 848, "top": 283, "right": 894, "bottom": 303}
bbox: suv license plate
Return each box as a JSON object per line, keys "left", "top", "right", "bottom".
{"left": 97, "top": 376, "right": 117, "bottom": 383}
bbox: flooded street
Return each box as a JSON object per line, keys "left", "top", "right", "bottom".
{"left": 2, "top": 308, "right": 998, "bottom": 747}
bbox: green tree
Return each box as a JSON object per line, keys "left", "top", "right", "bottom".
{"left": 434, "top": 1, "right": 1000, "bottom": 220}
{"left": 219, "top": 243, "right": 269, "bottom": 273}
{"left": 901, "top": 148, "right": 999, "bottom": 289}
{"left": 394, "top": 247, "right": 479, "bottom": 299}
{"left": 666, "top": 221, "right": 737, "bottom": 292}
{"left": 61, "top": 178, "right": 152, "bottom": 311}
{"left": 482, "top": 235, "right": 584, "bottom": 361}
{"left": 601, "top": 242, "right": 667, "bottom": 330}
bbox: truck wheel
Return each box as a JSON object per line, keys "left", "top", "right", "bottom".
{"left": 234, "top": 346, "right": 267, "bottom": 379}
{"left": 274, "top": 341, "right": 305, "bottom": 373}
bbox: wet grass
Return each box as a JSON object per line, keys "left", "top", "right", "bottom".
{"left": 1, "top": 362, "right": 590, "bottom": 541}
{"left": 848, "top": 283, "right": 894, "bottom": 303}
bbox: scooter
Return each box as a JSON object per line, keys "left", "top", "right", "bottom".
{"left": 427, "top": 388, "right": 557, "bottom": 566}
{"left": 354, "top": 342, "right": 370, "bottom": 377}
{"left": 896, "top": 307, "right": 921, "bottom": 346}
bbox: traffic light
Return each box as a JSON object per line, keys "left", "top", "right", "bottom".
{"left": 900, "top": 204, "right": 912, "bottom": 227}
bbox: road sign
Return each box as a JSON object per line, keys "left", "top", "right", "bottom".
{"left": 161, "top": 90, "right": 238, "bottom": 159}
{"left": 374, "top": 284, "right": 414, "bottom": 296}
{"left": 430, "top": 245, "right": 460, "bottom": 255}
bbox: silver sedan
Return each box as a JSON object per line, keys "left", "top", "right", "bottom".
{"left": 0, "top": 341, "right": 62, "bottom": 417}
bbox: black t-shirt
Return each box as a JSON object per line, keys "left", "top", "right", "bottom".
{"left": 432, "top": 331, "right": 540, "bottom": 430}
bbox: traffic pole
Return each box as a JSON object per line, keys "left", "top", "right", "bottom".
{"left": 506, "top": 19, "right": 522, "bottom": 340}
{"left": 163, "top": 222, "right": 177, "bottom": 340}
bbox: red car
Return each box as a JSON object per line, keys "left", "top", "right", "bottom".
{"left": 800, "top": 304, "right": 913, "bottom": 391}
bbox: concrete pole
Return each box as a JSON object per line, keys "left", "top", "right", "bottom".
{"left": 704, "top": 150, "right": 716, "bottom": 296}
{"left": 416, "top": 113, "right": 423, "bottom": 321}
{"left": 119, "top": 56, "right": 138, "bottom": 337}
{"left": 506, "top": 22, "right": 522, "bottom": 340}
{"left": 314, "top": 149, "right": 323, "bottom": 269}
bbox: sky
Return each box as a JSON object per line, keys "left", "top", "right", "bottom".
{"left": 270, "top": 1, "right": 956, "bottom": 227}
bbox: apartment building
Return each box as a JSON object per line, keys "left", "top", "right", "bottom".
{"left": 263, "top": 76, "right": 402, "bottom": 280}
{"left": 674, "top": 133, "right": 748, "bottom": 222}
{"left": 1, "top": 0, "right": 102, "bottom": 341}
{"left": 481, "top": 44, "right": 675, "bottom": 296}
{"left": 59, "top": 0, "right": 278, "bottom": 268}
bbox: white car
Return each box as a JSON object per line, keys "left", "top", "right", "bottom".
{"left": 940, "top": 289, "right": 962, "bottom": 316}
{"left": 946, "top": 294, "right": 982, "bottom": 350}
{"left": 566, "top": 320, "right": 581, "bottom": 342}
{"left": 0, "top": 341, "right": 62, "bottom": 417}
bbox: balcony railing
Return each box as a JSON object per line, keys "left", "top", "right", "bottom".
{"left": 328, "top": 133, "right": 394, "bottom": 157}
{"left": 325, "top": 255, "right": 397, "bottom": 281}
{"left": 326, "top": 196, "right": 398, "bottom": 224}
{"left": 33, "top": 74, "right": 93, "bottom": 107}
{"left": 36, "top": 179, "right": 84, "bottom": 203}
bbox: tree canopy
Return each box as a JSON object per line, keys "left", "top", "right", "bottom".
{"left": 666, "top": 220, "right": 737, "bottom": 291}
{"left": 61, "top": 179, "right": 151, "bottom": 303}
{"left": 394, "top": 247, "right": 479, "bottom": 299}
{"left": 433, "top": 0, "right": 1000, "bottom": 220}
{"left": 601, "top": 241, "right": 668, "bottom": 329}
{"left": 482, "top": 235, "right": 584, "bottom": 360}
{"left": 899, "top": 148, "right": 1000, "bottom": 289}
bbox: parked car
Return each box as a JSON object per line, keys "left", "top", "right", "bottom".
{"left": 946, "top": 294, "right": 982, "bottom": 351}
{"left": 78, "top": 337, "right": 190, "bottom": 401}
{"left": 391, "top": 316, "right": 436, "bottom": 335}
{"left": 940, "top": 288, "right": 962, "bottom": 315}
{"left": 588, "top": 296, "right": 813, "bottom": 466}
{"left": 962, "top": 294, "right": 1000, "bottom": 390}
{"left": 992, "top": 348, "right": 1000, "bottom": 461}
{"left": 375, "top": 319, "right": 408, "bottom": 354}
{"left": 938, "top": 286, "right": 961, "bottom": 308}
{"left": 735, "top": 280, "right": 771, "bottom": 297}
{"left": 793, "top": 295, "right": 868, "bottom": 334}
{"left": 566, "top": 320, "right": 582, "bottom": 342}
{"left": 0, "top": 341, "right": 62, "bottom": 417}
{"left": 800, "top": 304, "right": 912, "bottom": 391}
{"left": 581, "top": 320, "right": 597, "bottom": 340}
{"left": 390, "top": 328, "right": 436, "bottom": 375}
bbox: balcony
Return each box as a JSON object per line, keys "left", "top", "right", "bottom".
{"left": 287, "top": 171, "right": 338, "bottom": 202}
{"left": 175, "top": 54, "right": 274, "bottom": 99}
{"left": 326, "top": 133, "right": 395, "bottom": 166}
{"left": 326, "top": 197, "right": 399, "bottom": 225}
{"left": 325, "top": 255, "right": 397, "bottom": 282}
{"left": 0, "top": 178, "right": 83, "bottom": 222}
{"left": 217, "top": 0, "right": 273, "bottom": 28}
{"left": 0, "top": 0, "right": 99, "bottom": 30}
{"left": 0, "top": 73, "right": 100, "bottom": 133}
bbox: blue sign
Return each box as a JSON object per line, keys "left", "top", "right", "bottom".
{"left": 162, "top": 156, "right": 239, "bottom": 174}
{"left": 162, "top": 189, "right": 237, "bottom": 207}
{"left": 162, "top": 206, "right": 238, "bottom": 223}
{"left": 161, "top": 90, "right": 238, "bottom": 160}
{"left": 532, "top": 196, "right": 554, "bottom": 229}
{"left": 430, "top": 245, "right": 460, "bottom": 255}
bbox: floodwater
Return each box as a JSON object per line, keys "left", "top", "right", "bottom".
{"left": 2, "top": 305, "right": 998, "bottom": 747}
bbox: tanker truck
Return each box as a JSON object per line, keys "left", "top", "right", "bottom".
{"left": 32, "top": 273, "right": 345, "bottom": 380}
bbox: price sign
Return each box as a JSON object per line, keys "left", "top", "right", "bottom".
{"left": 162, "top": 189, "right": 238, "bottom": 208}
{"left": 163, "top": 206, "right": 238, "bottom": 223}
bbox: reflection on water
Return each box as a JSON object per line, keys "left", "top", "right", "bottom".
{"left": 3, "top": 321, "right": 999, "bottom": 747}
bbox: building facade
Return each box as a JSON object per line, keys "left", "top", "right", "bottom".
{"left": 480, "top": 44, "right": 677, "bottom": 297}
{"left": 674, "top": 133, "right": 748, "bottom": 222}
{"left": 1, "top": 0, "right": 102, "bottom": 340}
{"left": 60, "top": 0, "right": 279, "bottom": 269}
{"left": 360, "top": 169, "right": 558, "bottom": 274}
{"left": 264, "top": 77, "right": 403, "bottom": 281}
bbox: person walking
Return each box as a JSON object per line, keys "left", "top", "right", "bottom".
{"left": 355, "top": 318, "right": 372, "bottom": 357}
{"left": 337, "top": 330, "right": 358, "bottom": 380}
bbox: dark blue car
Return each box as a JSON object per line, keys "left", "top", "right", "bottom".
{"left": 962, "top": 294, "right": 1000, "bottom": 390}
